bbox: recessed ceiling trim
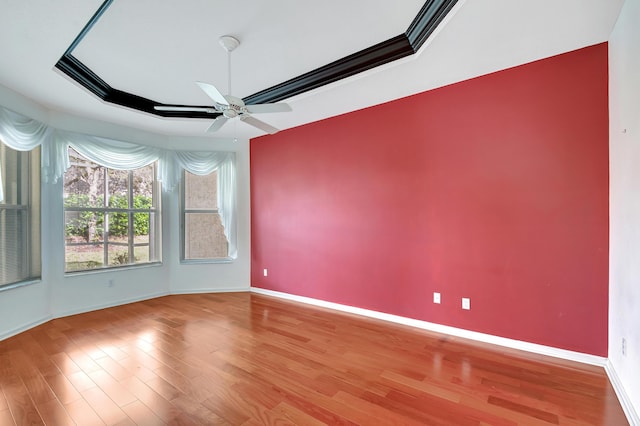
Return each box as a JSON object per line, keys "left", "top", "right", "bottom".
{"left": 246, "top": 0, "right": 459, "bottom": 105}
{"left": 56, "top": 54, "right": 110, "bottom": 99}
{"left": 243, "top": 34, "right": 414, "bottom": 105}
{"left": 406, "top": 0, "right": 461, "bottom": 49}
{"left": 62, "top": 0, "right": 114, "bottom": 56}
{"left": 54, "top": 0, "right": 458, "bottom": 120}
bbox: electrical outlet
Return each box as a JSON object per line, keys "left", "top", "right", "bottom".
{"left": 462, "top": 298, "right": 470, "bottom": 310}
{"left": 108, "top": 279, "right": 114, "bottom": 288}
{"left": 622, "top": 338, "right": 627, "bottom": 356}
{"left": 433, "top": 292, "right": 441, "bottom": 304}
{"left": 263, "top": 268, "right": 268, "bottom": 277}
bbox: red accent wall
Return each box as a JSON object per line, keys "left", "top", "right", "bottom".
{"left": 250, "top": 44, "right": 609, "bottom": 356}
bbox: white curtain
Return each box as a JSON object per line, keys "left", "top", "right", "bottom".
{"left": 0, "top": 107, "right": 52, "bottom": 202}
{"left": 53, "top": 131, "right": 164, "bottom": 185}
{"left": 0, "top": 108, "right": 51, "bottom": 149}
{"left": 0, "top": 105, "right": 237, "bottom": 258}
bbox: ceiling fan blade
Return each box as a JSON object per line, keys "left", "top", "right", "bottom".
{"left": 196, "top": 81, "right": 229, "bottom": 106}
{"left": 206, "top": 116, "right": 229, "bottom": 132}
{"left": 240, "top": 115, "right": 280, "bottom": 134}
{"left": 245, "top": 103, "right": 292, "bottom": 114}
{"left": 154, "top": 106, "right": 217, "bottom": 113}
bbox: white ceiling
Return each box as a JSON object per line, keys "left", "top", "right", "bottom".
{"left": 0, "top": 0, "right": 626, "bottom": 141}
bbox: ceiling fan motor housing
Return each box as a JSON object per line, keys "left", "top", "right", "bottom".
{"left": 221, "top": 95, "right": 246, "bottom": 118}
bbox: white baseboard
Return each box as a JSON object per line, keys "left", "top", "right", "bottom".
{"left": 170, "top": 286, "right": 251, "bottom": 295}
{"left": 605, "top": 360, "right": 640, "bottom": 426}
{"left": 53, "top": 290, "right": 169, "bottom": 319}
{"left": 1, "top": 288, "right": 246, "bottom": 341}
{"left": 0, "top": 315, "right": 52, "bottom": 341}
{"left": 250, "top": 287, "right": 607, "bottom": 367}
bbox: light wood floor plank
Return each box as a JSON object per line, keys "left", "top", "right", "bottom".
{"left": 64, "top": 397, "right": 105, "bottom": 425}
{"left": 0, "top": 408, "right": 15, "bottom": 426}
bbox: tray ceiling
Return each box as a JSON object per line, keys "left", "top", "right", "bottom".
{"left": 0, "top": 0, "right": 626, "bottom": 142}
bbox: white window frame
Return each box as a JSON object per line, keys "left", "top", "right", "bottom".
{"left": 63, "top": 149, "right": 161, "bottom": 273}
{"left": 180, "top": 169, "right": 233, "bottom": 263}
{"left": 0, "top": 142, "right": 41, "bottom": 289}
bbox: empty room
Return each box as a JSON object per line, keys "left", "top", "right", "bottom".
{"left": 0, "top": 0, "right": 639, "bottom": 424}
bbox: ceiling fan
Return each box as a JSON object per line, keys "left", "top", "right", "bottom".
{"left": 154, "top": 35, "right": 292, "bottom": 134}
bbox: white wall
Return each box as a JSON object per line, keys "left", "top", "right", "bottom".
{"left": 0, "top": 85, "right": 250, "bottom": 339}
{"left": 167, "top": 140, "right": 251, "bottom": 294}
{"left": 609, "top": 0, "right": 640, "bottom": 423}
{"left": 0, "top": 86, "right": 52, "bottom": 340}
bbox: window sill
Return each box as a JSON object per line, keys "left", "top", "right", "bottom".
{"left": 0, "top": 278, "right": 42, "bottom": 293}
{"left": 180, "top": 257, "right": 235, "bottom": 265}
{"left": 64, "top": 261, "right": 163, "bottom": 277}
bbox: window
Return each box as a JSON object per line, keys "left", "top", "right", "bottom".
{"left": 63, "top": 148, "right": 160, "bottom": 272}
{"left": 0, "top": 141, "right": 41, "bottom": 288}
{"left": 181, "top": 170, "right": 230, "bottom": 261}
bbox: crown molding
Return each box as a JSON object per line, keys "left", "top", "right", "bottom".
{"left": 55, "top": 0, "right": 459, "bottom": 117}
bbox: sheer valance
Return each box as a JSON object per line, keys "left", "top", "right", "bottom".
{"left": 0, "top": 108, "right": 52, "bottom": 202}
{"left": 52, "top": 131, "right": 165, "bottom": 186}
{"left": 0, "top": 106, "right": 237, "bottom": 255}
{"left": 0, "top": 105, "right": 236, "bottom": 187}
{"left": 0, "top": 107, "right": 51, "bottom": 150}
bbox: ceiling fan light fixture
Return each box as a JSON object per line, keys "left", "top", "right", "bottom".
{"left": 223, "top": 109, "right": 238, "bottom": 118}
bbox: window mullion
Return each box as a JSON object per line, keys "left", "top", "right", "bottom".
{"left": 103, "top": 167, "right": 109, "bottom": 267}
{"left": 128, "top": 170, "right": 134, "bottom": 264}
{"left": 150, "top": 162, "right": 158, "bottom": 263}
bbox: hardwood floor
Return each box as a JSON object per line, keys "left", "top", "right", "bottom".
{"left": 0, "top": 292, "right": 628, "bottom": 425}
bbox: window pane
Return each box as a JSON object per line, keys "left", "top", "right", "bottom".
{"left": 133, "top": 164, "right": 155, "bottom": 202}
{"left": 64, "top": 149, "right": 105, "bottom": 208}
{"left": 64, "top": 209, "right": 104, "bottom": 272}
{"left": 107, "top": 209, "right": 129, "bottom": 267}
{"left": 0, "top": 142, "right": 40, "bottom": 287}
{"left": 134, "top": 245, "right": 150, "bottom": 263}
{"left": 184, "top": 212, "right": 228, "bottom": 259}
{"left": 108, "top": 169, "right": 129, "bottom": 208}
{"left": 65, "top": 243, "right": 104, "bottom": 272}
{"left": 108, "top": 243, "right": 129, "bottom": 267}
{"left": 185, "top": 171, "right": 217, "bottom": 210}
{"left": 0, "top": 209, "right": 28, "bottom": 283}
{"left": 134, "top": 212, "right": 150, "bottom": 244}
{"left": 64, "top": 210, "right": 103, "bottom": 243}
{"left": 134, "top": 211, "right": 158, "bottom": 263}
{"left": 108, "top": 211, "right": 128, "bottom": 241}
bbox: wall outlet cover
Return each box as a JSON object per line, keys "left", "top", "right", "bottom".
{"left": 462, "top": 298, "right": 470, "bottom": 310}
